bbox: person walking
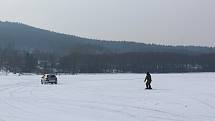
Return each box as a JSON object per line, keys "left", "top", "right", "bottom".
{"left": 144, "top": 72, "right": 152, "bottom": 89}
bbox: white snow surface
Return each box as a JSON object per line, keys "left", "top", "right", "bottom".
{"left": 0, "top": 73, "right": 215, "bottom": 121}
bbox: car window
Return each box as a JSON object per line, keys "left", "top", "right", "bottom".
{"left": 50, "top": 75, "right": 56, "bottom": 78}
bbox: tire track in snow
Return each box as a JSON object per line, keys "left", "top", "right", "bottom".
{"left": 0, "top": 79, "right": 45, "bottom": 121}
{"left": 25, "top": 79, "right": 187, "bottom": 121}
{"left": 148, "top": 115, "right": 182, "bottom": 121}
{"left": 194, "top": 98, "right": 215, "bottom": 110}
{"left": 30, "top": 97, "right": 187, "bottom": 121}
{"left": 190, "top": 97, "right": 215, "bottom": 120}
{"left": 25, "top": 87, "right": 141, "bottom": 121}
{"left": 22, "top": 97, "right": 141, "bottom": 121}
{"left": 77, "top": 100, "right": 187, "bottom": 120}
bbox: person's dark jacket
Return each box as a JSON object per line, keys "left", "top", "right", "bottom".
{"left": 144, "top": 74, "right": 152, "bottom": 83}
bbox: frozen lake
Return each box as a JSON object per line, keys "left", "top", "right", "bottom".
{"left": 0, "top": 73, "right": 215, "bottom": 121}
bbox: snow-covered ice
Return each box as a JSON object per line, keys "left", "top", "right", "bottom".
{"left": 0, "top": 73, "right": 215, "bottom": 121}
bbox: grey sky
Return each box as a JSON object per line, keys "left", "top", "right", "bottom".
{"left": 0, "top": 0, "right": 215, "bottom": 47}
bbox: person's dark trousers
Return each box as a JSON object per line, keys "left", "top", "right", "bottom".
{"left": 146, "top": 81, "right": 152, "bottom": 89}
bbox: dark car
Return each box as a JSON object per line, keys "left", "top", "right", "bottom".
{"left": 41, "top": 74, "right": 58, "bottom": 84}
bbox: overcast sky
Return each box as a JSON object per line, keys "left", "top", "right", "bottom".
{"left": 0, "top": 0, "right": 215, "bottom": 47}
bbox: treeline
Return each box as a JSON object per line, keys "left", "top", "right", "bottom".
{"left": 59, "top": 52, "right": 215, "bottom": 73}
{"left": 0, "top": 48, "right": 215, "bottom": 74}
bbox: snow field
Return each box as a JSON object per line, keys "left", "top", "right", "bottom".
{"left": 0, "top": 73, "right": 215, "bottom": 121}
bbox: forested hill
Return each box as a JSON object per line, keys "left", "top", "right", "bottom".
{"left": 1, "top": 21, "right": 215, "bottom": 73}
{"left": 0, "top": 21, "right": 215, "bottom": 55}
